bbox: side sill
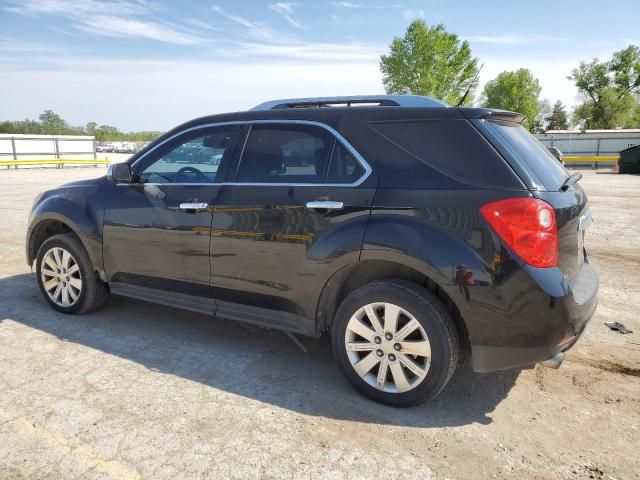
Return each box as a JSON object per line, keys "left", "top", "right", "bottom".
{"left": 216, "top": 300, "right": 318, "bottom": 338}
{"left": 108, "top": 283, "right": 318, "bottom": 338}
{"left": 109, "top": 282, "right": 215, "bottom": 316}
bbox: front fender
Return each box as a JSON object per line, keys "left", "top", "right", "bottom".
{"left": 27, "top": 183, "right": 110, "bottom": 269}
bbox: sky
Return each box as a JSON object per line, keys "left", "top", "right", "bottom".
{"left": 0, "top": 0, "right": 639, "bottom": 131}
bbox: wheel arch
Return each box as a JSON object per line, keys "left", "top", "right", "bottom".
{"left": 315, "top": 258, "right": 470, "bottom": 350}
{"left": 27, "top": 209, "right": 102, "bottom": 275}
{"left": 27, "top": 217, "right": 75, "bottom": 265}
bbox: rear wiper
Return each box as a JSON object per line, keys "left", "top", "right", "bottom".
{"left": 560, "top": 172, "right": 582, "bottom": 191}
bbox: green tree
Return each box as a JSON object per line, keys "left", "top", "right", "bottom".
{"left": 610, "top": 45, "right": 640, "bottom": 95}
{"left": 94, "top": 125, "right": 122, "bottom": 141}
{"left": 545, "top": 100, "right": 569, "bottom": 130}
{"left": 633, "top": 102, "right": 640, "bottom": 127}
{"left": 380, "top": 20, "right": 480, "bottom": 105}
{"left": 569, "top": 46, "right": 640, "bottom": 129}
{"left": 531, "top": 99, "right": 552, "bottom": 133}
{"left": 85, "top": 121, "right": 97, "bottom": 135}
{"left": 38, "top": 110, "right": 68, "bottom": 134}
{"left": 0, "top": 112, "right": 163, "bottom": 141}
{"left": 0, "top": 119, "right": 43, "bottom": 134}
{"left": 482, "top": 68, "right": 542, "bottom": 131}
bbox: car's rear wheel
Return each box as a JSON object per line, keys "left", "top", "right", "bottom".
{"left": 332, "top": 279, "right": 459, "bottom": 407}
{"left": 35, "top": 233, "right": 108, "bottom": 314}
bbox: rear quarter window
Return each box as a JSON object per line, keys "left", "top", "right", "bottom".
{"left": 369, "top": 119, "right": 521, "bottom": 189}
{"left": 473, "top": 119, "right": 569, "bottom": 191}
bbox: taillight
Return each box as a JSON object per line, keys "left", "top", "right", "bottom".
{"left": 480, "top": 198, "right": 558, "bottom": 268}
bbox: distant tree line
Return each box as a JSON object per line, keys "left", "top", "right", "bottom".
{"left": 381, "top": 20, "right": 640, "bottom": 132}
{"left": 0, "top": 110, "right": 162, "bottom": 141}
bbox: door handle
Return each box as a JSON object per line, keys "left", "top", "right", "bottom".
{"left": 305, "top": 201, "right": 344, "bottom": 210}
{"left": 179, "top": 202, "right": 209, "bottom": 211}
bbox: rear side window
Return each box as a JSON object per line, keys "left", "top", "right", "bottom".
{"left": 236, "top": 124, "right": 333, "bottom": 183}
{"left": 326, "top": 142, "right": 365, "bottom": 183}
{"left": 369, "top": 119, "right": 520, "bottom": 188}
{"left": 475, "top": 120, "right": 568, "bottom": 191}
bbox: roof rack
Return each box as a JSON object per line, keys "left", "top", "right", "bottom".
{"left": 250, "top": 95, "right": 447, "bottom": 111}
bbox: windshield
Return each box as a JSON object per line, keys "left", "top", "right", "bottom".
{"left": 475, "top": 119, "right": 569, "bottom": 191}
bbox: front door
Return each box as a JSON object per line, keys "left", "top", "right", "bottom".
{"left": 103, "top": 124, "right": 240, "bottom": 305}
{"left": 210, "top": 122, "right": 376, "bottom": 334}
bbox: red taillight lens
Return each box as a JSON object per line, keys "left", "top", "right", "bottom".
{"left": 480, "top": 198, "right": 558, "bottom": 268}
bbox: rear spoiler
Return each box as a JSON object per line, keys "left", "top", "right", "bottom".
{"left": 459, "top": 108, "right": 526, "bottom": 125}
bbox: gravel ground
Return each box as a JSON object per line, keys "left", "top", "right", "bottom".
{"left": 0, "top": 168, "right": 638, "bottom": 480}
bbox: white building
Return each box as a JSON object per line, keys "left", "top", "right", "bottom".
{"left": 535, "top": 129, "right": 640, "bottom": 157}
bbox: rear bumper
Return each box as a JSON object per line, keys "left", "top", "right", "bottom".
{"left": 470, "top": 261, "right": 598, "bottom": 373}
{"left": 472, "top": 323, "right": 589, "bottom": 372}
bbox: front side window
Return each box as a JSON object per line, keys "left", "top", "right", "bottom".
{"left": 236, "top": 124, "right": 334, "bottom": 183}
{"left": 138, "top": 126, "right": 237, "bottom": 184}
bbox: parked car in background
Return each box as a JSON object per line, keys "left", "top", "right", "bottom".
{"left": 26, "top": 95, "right": 598, "bottom": 407}
{"left": 114, "top": 142, "right": 136, "bottom": 154}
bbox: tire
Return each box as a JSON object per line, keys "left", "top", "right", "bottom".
{"left": 332, "top": 279, "right": 459, "bottom": 407}
{"left": 35, "top": 233, "right": 108, "bottom": 314}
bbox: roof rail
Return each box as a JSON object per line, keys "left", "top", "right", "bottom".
{"left": 250, "top": 95, "right": 447, "bottom": 111}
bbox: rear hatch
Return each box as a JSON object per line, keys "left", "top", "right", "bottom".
{"left": 471, "top": 116, "right": 590, "bottom": 278}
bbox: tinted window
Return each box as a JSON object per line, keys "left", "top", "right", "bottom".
{"left": 476, "top": 119, "right": 569, "bottom": 191}
{"left": 326, "top": 142, "right": 365, "bottom": 183}
{"left": 370, "top": 119, "right": 520, "bottom": 188}
{"left": 236, "top": 124, "right": 333, "bottom": 183}
{"left": 138, "top": 126, "right": 236, "bottom": 184}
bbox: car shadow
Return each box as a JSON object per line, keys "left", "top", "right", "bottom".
{"left": 0, "top": 273, "right": 520, "bottom": 427}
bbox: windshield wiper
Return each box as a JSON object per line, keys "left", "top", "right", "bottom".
{"left": 560, "top": 172, "right": 582, "bottom": 191}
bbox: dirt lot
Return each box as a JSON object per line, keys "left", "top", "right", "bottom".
{"left": 0, "top": 168, "right": 638, "bottom": 480}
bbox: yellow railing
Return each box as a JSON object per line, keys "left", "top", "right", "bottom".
{"left": 0, "top": 158, "right": 109, "bottom": 168}
{"left": 563, "top": 156, "right": 619, "bottom": 163}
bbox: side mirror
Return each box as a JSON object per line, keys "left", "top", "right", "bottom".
{"left": 107, "top": 162, "right": 132, "bottom": 183}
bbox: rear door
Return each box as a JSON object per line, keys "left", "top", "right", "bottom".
{"left": 474, "top": 119, "right": 590, "bottom": 278}
{"left": 210, "top": 121, "right": 376, "bottom": 335}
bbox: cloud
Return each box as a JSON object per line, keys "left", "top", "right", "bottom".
{"left": 212, "top": 5, "right": 292, "bottom": 43}
{"left": 269, "top": 2, "right": 303, "bottom": 29}
{"left": 330, "top": 1, "right": 361, "bottom": 7}
{"left": 4, "top": 0, "right": 208, "bottom": 45}
{"left": 4, "top": 0, "right": 148, "bottom": 17}
{"left": 0, "top": 37, "right": 60, "bottom": 54}
{"left": 401, "top": 9, "right": 424, "bottom": 21}
{"left": 463, "top": 33, "right": 569, "bottom": 46}
{"left": 47, "top": 26, "right": 81, "bottom": 37}
{"left": 233, "top": 41, "right": 382, "bottom": 61}
{"left": 75, "top": 15, "right": 208, "bottom": 45}
{"left": 183, "top": 18, "right": 220, "bottom": 32}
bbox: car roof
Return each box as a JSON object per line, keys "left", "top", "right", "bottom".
{"left": 141, "top": 97, "right": 524, "bottom": 157}
{"left": 250, "top": 95, "right": 448, "bottom": 110}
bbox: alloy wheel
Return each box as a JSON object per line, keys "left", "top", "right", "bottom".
{"left": 344, "top": 302, "right": 431, "bottom": 393}
{"left": 40, "top": 247, "right": 83, "bottom": 307}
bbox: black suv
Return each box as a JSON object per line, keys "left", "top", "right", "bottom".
{"left": 27, "top": 95, "right": 598, "bottom": 407}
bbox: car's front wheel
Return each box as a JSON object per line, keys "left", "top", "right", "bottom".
{"left": 332, "top": 279, "right": 459, "bottom": 407}
{"left": 35, "top": 233, "right": 108, "bottom": 314}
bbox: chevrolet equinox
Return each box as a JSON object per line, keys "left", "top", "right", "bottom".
{"left": 27, "top": 95, "right": 598, "bottom": 406}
